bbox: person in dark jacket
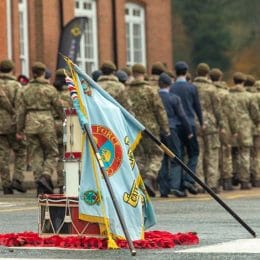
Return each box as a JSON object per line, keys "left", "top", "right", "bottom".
{"left": 158, "top": 73, "right": 193, "bottom": 197}
{"left": 169, "top": 61, "right": 203, "bottom": 195}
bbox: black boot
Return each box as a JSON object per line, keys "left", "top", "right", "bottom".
{"left": 59, "top": 186, "right": 64, "bottom": 194}
{"left": 12, "top": 179, "right": 27, "bottom": 193}
{"left": 184, "top": 181, "right": 198, "bottom": 195}
{"left": 170, "top": 189, "right": 187, "bottom": 198}
{"left": 223, "top": 178, "right": 233, "bottom": 191}
{"left": 252, "top": 180, "right": 260, "bottom": 187}
{"left": 240, "top": 182, "right": 251, "bottom": 190}
{"left": 232, "top": 174, "right": 240, "bottom": 186}
{"left": 36, "top": 174, "right": 54, "bottom": 195}
{"left": 3, "top": 186, "right": 13, "bottom": 195}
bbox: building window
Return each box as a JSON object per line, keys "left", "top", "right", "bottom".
{"left": 125, "top": 3, "right": 146, "bottom": 66}
{"left": 75, "top": 0, "right": 98, "bottom": 74}
{"left": 18, "top": 0, "right": 29, "bottom": 76}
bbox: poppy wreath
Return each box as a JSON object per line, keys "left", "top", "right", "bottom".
{"left": 0, "top": 231, "right": 199, "bottom": 249}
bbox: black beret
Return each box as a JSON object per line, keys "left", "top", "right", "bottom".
{"left": 159, "top": 72, "right": 172, "bottom": 86}
{"left": 91, "top": 70, "right": 102, "bottom": 81}
{"left": 175, "top": 61, "right": 188, "bottom": 71}
{"left": 45, "top": 68, "right": 52, "bottom": 80}
{"left": 115, "top": 70, "right": 128, "bottom": 83}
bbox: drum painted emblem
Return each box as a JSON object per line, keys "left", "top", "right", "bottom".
{"left": 92, "top": 125, "right": 123, "bottom": 176}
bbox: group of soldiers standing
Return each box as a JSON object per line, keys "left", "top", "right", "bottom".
{"left": 0, "top": 57, "right": 259, "bottom": 198}
{"left": 92, "top": 60, "right": 260, "bottom": 197}
{"left": 0, "top": 59, "right": 71, "bottom": 195}
{"left": 193, "top": 65, "right": 259, "bottom": 194}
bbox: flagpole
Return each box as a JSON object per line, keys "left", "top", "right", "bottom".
{"left": 83, "top": 124, "right": 137, "bottom": 256}
{"left": 144, "top": 129, "right": 256, "bottom": 238}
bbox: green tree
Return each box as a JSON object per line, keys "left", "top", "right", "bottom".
{"left": 173, "top": 0, "right": 232, "bottom": 71}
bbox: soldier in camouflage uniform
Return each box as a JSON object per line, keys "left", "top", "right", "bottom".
{"left": 148, "top": 62, "right": 166, "bottom": 91}
{"left": 253, "top": 81, "right": 260, "bottom": 187}
{"left": 16, "top": 62, "right": 65, "bottom": 195}
{"left": 128, "top": 64, "right": 170, "bottom": 197}
{"left": 98, "top": 61, "right": 131, "bottom": 111}
{"left": 53, "top": 69, "right": 73, "bottom": 193}
{"left": 209, "top": 68, "right": 234, "bottom": 190}
{"left": 0, "top": 59, "right": 27, "bottom": 194}
{"left": 229, "top": 72, "right": 259, "bottom": 189}
{"left": 245, "top": 76, "right": 260, "bottom": 187}
{"left": 193, "top": 63, "right": 224, "bottom": 193}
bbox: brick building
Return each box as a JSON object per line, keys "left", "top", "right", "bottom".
{"left": 0, "top": 0, "right": 173, "bottom": 77}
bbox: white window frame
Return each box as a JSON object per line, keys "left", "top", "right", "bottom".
{"left": 18, "top": 0, "right": 29, "bottom": 76}
{"left": 125, "top": 3, "right": 146, "bottom": 66}
{"left": 75, "top": 0, "right": 98, "bottom": 74}
{"left": 6, "top": 0, "right": 12, "bottom": 59}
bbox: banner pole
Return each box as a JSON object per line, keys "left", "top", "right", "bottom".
{"left": 84, "top": 124, "right": 137, "bottom": 256}
{"left": 144, "top": 129, "right": 256, "bottom": 238}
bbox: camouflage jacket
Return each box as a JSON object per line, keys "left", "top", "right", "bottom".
{"left": 257, "top": 89, "right": 260, "bottom": 135}
{"left": 214, "top": 81, "right": 235, "bottom": 145}
{"left": 97, "top": 75, "right": 132, "bottom": 111}
{"left": 128, "top": 79, "right": 170, "bottom": 137}
{"left": 229, "top": 84, "right": 259, "bottom": 146}
{"left": 53, "top": 85, "right": 73, "bottom": 143}
{"left": 193, "top": 77, "right": 224, "bottom": 135}
{"left": 16, "top": 78, "right": 64, "bottom": 134}
{"left": 0, "top": 73, "right": 21, "bottom": 134}
{"left": 246, "top": 86, "right": 260, "bottom": 136}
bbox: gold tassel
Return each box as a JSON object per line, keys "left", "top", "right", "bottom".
{"left": 107, "top": 236, "right": 119, "bottom": 249}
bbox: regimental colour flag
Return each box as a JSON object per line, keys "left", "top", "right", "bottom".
{"left": 65, "top": 59, "right": 156, "bottom": 241}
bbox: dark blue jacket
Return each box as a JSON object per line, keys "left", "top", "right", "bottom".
{"left": 169, "top": 79, "right": 203, "bottom": 127}
{"left": 159, "top": 89, "right": 192, "bottom": 135}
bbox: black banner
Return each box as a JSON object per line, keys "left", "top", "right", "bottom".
{"left": 56, "top": 17, "right": 88, "bottom": 69}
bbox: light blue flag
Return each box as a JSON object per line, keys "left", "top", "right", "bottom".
{"left": 65, "top": 63, "right": 156, "bottom": 240}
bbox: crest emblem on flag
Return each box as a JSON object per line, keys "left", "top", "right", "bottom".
{"left": 92, "top": 125, "right": 123, "bottom": 176}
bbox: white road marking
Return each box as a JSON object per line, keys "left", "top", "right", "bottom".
{"left": 0, "top": 202, "right": 14, "bottom": 207}
{"left": 177, "top": 238, "right": 260, "bottom": 253}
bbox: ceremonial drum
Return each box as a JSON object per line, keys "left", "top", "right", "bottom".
{"left": 64, "top": 108, "right": 82, "bottom": 160}
{"left": 38, "top": 194, "right": 101, "bottom": 237}
{"left": 63, "top": 108, "right": 83, "bottom": 197}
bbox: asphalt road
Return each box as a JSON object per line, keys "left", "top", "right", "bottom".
{"left": 0, "top": 188, "right": 259, "bottom": 259}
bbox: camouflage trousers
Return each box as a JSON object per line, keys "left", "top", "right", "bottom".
{"left": 27, "top": 132, "right": 59, "bottom": 181}
{"left": 250, "top": 135, "right": 260, "bottom": 182}
{"left": 232, "top": 146, "right": 251, "bottom": 183}
{"left": 219, "top": 144, "right": 233, "bottom": 180}
{"left": 56, "top": 143, "right": 64, "bottom": 187}
{"left": 0, "top": 134, "right": 27, "bottom": 187}
{"left": 196, "top": 134, "right": 220, "bottom": 188}
{"left": 134, "top": 136, "right": 163, "bottom": 182}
